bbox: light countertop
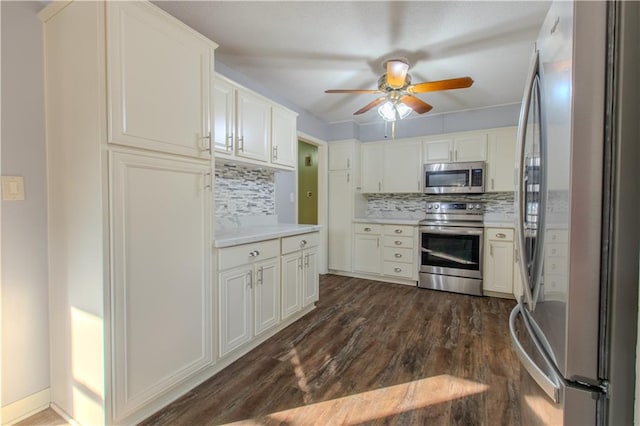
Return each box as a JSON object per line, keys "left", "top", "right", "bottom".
{"left": 483, "top": 213, "right": 515, "bottom": 228}
{"left": 215, "top": 224, "right": 321, "bottom": 248}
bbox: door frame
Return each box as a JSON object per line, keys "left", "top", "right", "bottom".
{"left": 297, "top": 131, "right": 328, "bottom": 274}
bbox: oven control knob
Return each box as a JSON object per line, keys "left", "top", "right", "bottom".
{"left": 474, "top": 204, "right": 481, "bottom": 210}
{"left": 434, "top": 204, "right": 440, "bottom": 209}
{"left": 427, "top": 204, "right": 432, "bottom": 209}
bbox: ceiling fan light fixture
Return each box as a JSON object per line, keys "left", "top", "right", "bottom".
{"left": 385, "top": 58, "right": 409, "bottom": 89}
{"left": 378, "top": 100, "right": 412, "bottom": 122}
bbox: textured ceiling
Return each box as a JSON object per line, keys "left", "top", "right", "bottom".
{"left": 154, "top": 1, "right": 550, "bottom": 125}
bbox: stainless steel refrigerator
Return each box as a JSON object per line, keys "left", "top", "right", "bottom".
{"left": 509, "top": 1, "right": 640, "bottom": 424}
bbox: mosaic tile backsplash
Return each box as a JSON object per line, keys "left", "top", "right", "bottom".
{"left": 215, "top": 163, "right": 275, "bottom": 217}
{"left": 366, "top": 192, "right": 515, "bottom": 216}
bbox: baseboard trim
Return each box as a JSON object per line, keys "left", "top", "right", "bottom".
{"left": 2, "top": 388, "right": 50, "bottom": 425}
{"left": 328, "top": 270, "right": 418, "bottom": 287}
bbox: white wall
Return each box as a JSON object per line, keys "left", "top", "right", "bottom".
{"left": 1, "top": 1, "right": 50, "bottom": 406}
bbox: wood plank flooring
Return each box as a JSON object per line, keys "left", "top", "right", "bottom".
{"left": 141, "top": 274, "right": 520, "bottom": 425}
{"left": 18, "top": 274, "right": 520, "bottom": 426}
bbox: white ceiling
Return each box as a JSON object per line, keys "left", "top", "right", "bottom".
{"left": 154, "top": 1, "right": 551, "bottom": 125}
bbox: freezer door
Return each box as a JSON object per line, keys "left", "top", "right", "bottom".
{"left": 510, "top": 304, "right": 599, "bottom": 425}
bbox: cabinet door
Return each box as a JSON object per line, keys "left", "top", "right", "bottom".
{"left": 219, "top": 266, "right": 253, "bottom": 357}
{"left": 423, "top": 139, "right": 453, "bottom": 163}
{"left": 254, "top": 258, "right": 280, "bottom": 336}
{"left": 107, "top": 2, "right": 213, "bottom": 158}
{"left": 354, "top": 234, "right": 382, "bottom": 274}
{"left": 110, "top": 151, "right": 213, "bottom": 416}
{"left": 302, "top": 248, "right": 319, "bottom": 307}
{"left": 453, "top": 133, "right": 487, "bottom": 162}
{"left": 383, "top": 139, "right": 422, "bottom": 193}
{"left": 271, "top": 105, "right": 297, "bottom": 169}
{"left": 360, "top": 143, "right": 383, "bottom": 193}
{"left": 487, "top": 127, "right": 517, "bottom": 192}
{"left": 236, "top": 89, "right": 270, "bottom": 162}
{"left": 484, "top": 240, "right": 514, "bottom": 294}
{"left": 329, "top": 142, "right": 354, "bottom": 170}
{"left": 213, "top": 77, "right": 235, "bottom": 154}
{"left": 328, "top": 170, "right": 352, "bottom": 271}
{"left": 281, "top": 252, "right": 302, "bottom": 320}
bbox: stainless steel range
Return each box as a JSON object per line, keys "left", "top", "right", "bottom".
{"left": 418, "top": 202, "right": 484, "bottom": 296}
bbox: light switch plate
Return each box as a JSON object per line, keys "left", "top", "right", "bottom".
{"left": 2, "top": 176, "right": 25, "bottom": 200}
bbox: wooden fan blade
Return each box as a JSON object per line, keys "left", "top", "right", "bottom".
{"left": 386, "top": 60, "right": 409, "bottom": 89}
{"left": 400, "top": 95, "right": 433, "bottom": 114}
{"left": 409, "top": 77, "right": 474, "bottom": 94}
{"left": 325, "top": 89, "right": 382, "bottom": 94}
{"left": 354, "top": 97, "right": 387, "bottom": 115}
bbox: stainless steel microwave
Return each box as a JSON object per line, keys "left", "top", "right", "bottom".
{"left": 423, "top": 161, "right": 486, "bottom": 194}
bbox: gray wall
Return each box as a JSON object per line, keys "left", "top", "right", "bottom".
{"left": 1, "top": 1, "right": 50, "bottom": 406}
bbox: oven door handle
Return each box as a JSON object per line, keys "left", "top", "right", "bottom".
{"left": 419, "top": 227, "right": 483, "bottom": 237}
{"left": 420, "top": 248, "right": 478, "bottom": 265}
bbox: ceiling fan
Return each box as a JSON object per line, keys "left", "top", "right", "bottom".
{"left": 325, "top": 58, "right": 474, "bottom": 121}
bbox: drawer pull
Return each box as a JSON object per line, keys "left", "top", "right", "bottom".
{"left": 394, "top": 267, "right": 402, "bottom": 273}
{"left": 248, "top": 250, "right": 260, "bottom": 257}
{"left": 364, "top": 227, "right": 372, "bottom": 232}
{"left": 495, "top": 233, "right": 507, "bottom": 239}
{"left": 394, "top": 229, "right": 403, "bottom": 234}
{"left": 394, "top": 253, "right": 402, "bottom": 258}
{"left": 394, "top": 240, "right": 402, "bottom": 245}
{"left": 300, "top": 239, "right": 307, "bottom": 247}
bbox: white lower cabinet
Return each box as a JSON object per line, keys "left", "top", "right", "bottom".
{"left": 281, "top": 232, "right": 320, "bottom": 320}
{"left": 483, "top": 228, "right": 517, "bottom": 296}
{"left": 353, "top": 223, "right": 418, "bottom": 283}
{"left": 218, "top": 239, "right": 280, "bottom": 357}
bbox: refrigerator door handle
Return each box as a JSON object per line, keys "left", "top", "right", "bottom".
{"left": 515, "top": 48, "right": 539, "bottom": 310}
{"left": 509, "top": 304, "right": 560, "bottom": 403}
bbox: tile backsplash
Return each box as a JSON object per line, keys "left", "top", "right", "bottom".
{"left": 215, "top": 162, "right": 275, "bottom": 217}
{"left": 366, "top": 192, "right": 515, "bottom": 216}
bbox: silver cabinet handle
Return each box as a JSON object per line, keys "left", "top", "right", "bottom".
{"left": 347, "top": 158, "right": 350, "bottom": 169}
{"left": 238, "top": 136, "right": 244, "bottom": 151}
{"left": 347, "top": 173, "right": 350, "bottom": 183}
{"left": 226, "top": 134, "right": 233, "bottom": 151}
{"left": 394, "top": 253, "right": 402, "bottom": 258}
{"left": 394, "top": 240, "right": 402, "bottom": 246}
{"left": 394, "top": 229, "right": 403, "bottom": 234}
{"left": 203, "top": 132, "right": 212, "bottom": 154}
{"left": 273, "top": 145, "right": 278, "bottom": 160}
{"left": 257, "top": 266, "right": 263, "bottom": 285}
{"left": 364, "top": 227, "right": 372, "bottom": 232}
{"left": 378, "top": 182, "right": 381, "bottom": 192}
{"left": 248, "top": 250, "right": 260, "bottom": 257}
{"left": 377, "top": 238, "right": 379, "bottom": 248}
{"left": 298, "top": 256, "right": 303, "bottom": 269}
{"left": 304, "top": 254, "right": 309, "bottom": 267}
{"left": 496, "top": 233, "right": 507, "bottom": 239}
{"left": 455, "top": 150, "right": 458, "bottom": 161}
{"left": 247, "top": 270, "right": 253, "bottom": 288}
{"left": 394, "top": 267, "right": 402, "bottom": 273}
{"left": 490, "top": 244, "right": 494, "bottom": 256}
{"left": 491, "top": 178, "right": 495, "bottom": 190}
{"left": 203, "top": 172, "right": 212, "bottom": 190}
{"left": 300, "top": 240, "right": 307, "bottom": 247}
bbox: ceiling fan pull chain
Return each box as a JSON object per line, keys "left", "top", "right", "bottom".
{"left": 384, "top": 120, "right": 388, "bottom": 139}
{"left": 392, "top": 121, "right": 396, "bottom": 141}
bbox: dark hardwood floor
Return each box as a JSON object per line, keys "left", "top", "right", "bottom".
{"left": 18, "top": 274, "right": 520, "bottom": 425}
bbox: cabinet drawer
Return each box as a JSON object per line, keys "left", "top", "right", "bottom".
{"left": 545, "top": 258, "right": 568, "bottom": 275}
{"left": 383, "top": 247, "right": 414, "bottom": 264}
{"left": 281, "top": 231, "right": 319, "bottom": 254}
{"left": 383, "top": 262, "right": 414, "bottom": 279}
{"left": 547, "top": 229, "right": 568, "bottom": 243}
{"left": 383, "top": 235, "right": 413, "bottom": 248}
{"left": 486, "top": 228, "right": 514, "bottom": 242}
{"left": 382, "top": 224, "right": 415, "bottom": 237}
{"left": 546, "top": 243, "right": 567, "bottom": 258}
{"left": 354, "top": 223, "right": 381, "bottom": 234}
{"left": 218, "top": 239, "right": 279, "bottom": 270}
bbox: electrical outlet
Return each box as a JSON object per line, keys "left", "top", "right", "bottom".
{"left": 2, "top": 176, "right": 25, "bottom": 200}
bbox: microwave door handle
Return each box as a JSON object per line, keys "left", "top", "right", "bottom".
{"left": 515, "top": 48, "right": 538, "bottom": 309}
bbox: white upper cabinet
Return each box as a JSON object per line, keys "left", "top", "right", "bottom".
{"left": 423, "top": 138, "right": 454, "bottom": 163}
{"left": 213, "top": 77, "right": 235, "bottom": 154}
{"left": 382, "top": 139, "right": 422, "bottom": 193}
{"left": 423, "top": 132, "right": 487, "bottom": 163}
{"left": 487, "top": 127, "right": 517, "bottom": 192}
{"left": 107, "top": 1, "right": 215, "bottom": 158}
{"left": 213, "top": 74, "right": 297, "bottom": 170}
{"left": 360, "top": 143, "right": 383, "bottom": 193}
{"left": 453, "top": 133, "right": 487, "bottom": 162}
{"left": 271, "top": 105, "right": 297, "bottom": 168}
{"left": 329, "top": 141, "right": 354, "bottom": 170}
{"left": 236, "top": 88, "right": 271, "bottom": 162}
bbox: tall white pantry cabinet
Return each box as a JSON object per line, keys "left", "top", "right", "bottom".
{"left": 39, "top": 1, "right": 218, "bottom": 425}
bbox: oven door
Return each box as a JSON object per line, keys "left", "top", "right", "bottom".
{"left": 419, "top": 225, "right": 483, "bottom": 279}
